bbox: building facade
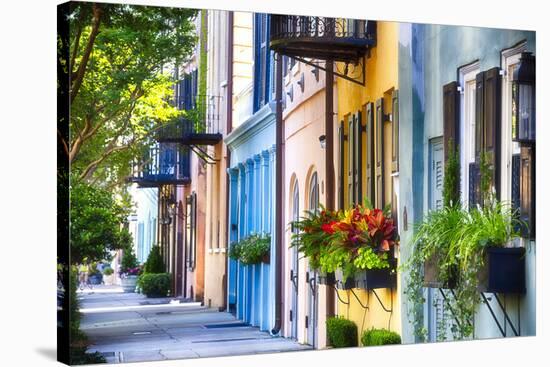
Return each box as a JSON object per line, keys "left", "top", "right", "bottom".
{"left": 334, "top": 20, "right": 402, "bottom": 342}
{"left": 397, "top": 23, "right": 536, "bottom": 342}
{"left": 281, "top": 56, "right": 329, "bottom": 347}
{"left": 225, "top": 12, "right": 278, "bottom": 332}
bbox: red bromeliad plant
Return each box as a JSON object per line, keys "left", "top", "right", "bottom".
{"left": 320, "top": 204, "right": 398, "bottom": 278}
{"left": 290, "top": 202, "right": 398, "bottom": 278}
{"left": 290, "top": 205, "right": 341, "bottom": 270}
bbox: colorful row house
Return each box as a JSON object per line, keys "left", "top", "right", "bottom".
{"left": 128, "top": 8, "right": 536, "bottom": 349}
{"left": 397, "top": 23, "right": 536, "bottom": 342}
{"left": 225, "top": 12, "right": 278, "bottom": 331}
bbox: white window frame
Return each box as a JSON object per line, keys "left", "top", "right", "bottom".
{"left": 501, "top": 43, "right": 526, "bottom": 204}
{"left": 459, "top": 62, "right": 479, "bottom": 208}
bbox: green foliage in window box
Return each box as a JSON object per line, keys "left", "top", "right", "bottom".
{"left": 229, "top": 233, "right": 271, "bottom": 265}
{"left": 326, "top": 316, "right": 358, "bottom": 348}
{"left": 361, "top": 328, "right": 401, "bottom": 346}
{"left": 138, "top": 273, "right": 171, "bottom": 298}
{"left": 143, "top": 245, "right": 165, "bottom": 274}
{"left": 402, "top": 152, "right": 525, "bottom": 341}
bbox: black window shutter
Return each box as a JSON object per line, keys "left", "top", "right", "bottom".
{"left": 354, "top": 111, "right": 363, "bottom": 205}
{"left": 365, "top": 103, "right": 375, "bottom": 205}
{"left": 375, "top": 98, "right": 385, "bottom": 209}
{"left": 443, "top": 81, "right": 460, "bottom": 162}
{"left": 348, "top": 115, "right": 355, "bottom": 207}
{"left": 468, "top": 162, "right": 480, "bottom": 208}
{"left": 520, "top": 146, "right": 535, "bottom": 239}
{"left": 338, "top": 122, "right": 345, "bottom": 210}
{"left": 392, "top": 90, "right": 399, "bottom": 173}
{"left": 483, "top": 67, "right": 502, "bottom": 200}
{"left": 475, "top": 71, "right": 485, "bottom": 163}
{"left": 511, "top": 153, "right": 520, "bottom": 213}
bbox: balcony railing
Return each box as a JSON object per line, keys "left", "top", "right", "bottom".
{"left": 129, "top": 143, "right": 191, "bottom": 187}
{"left": 163, "top": 94, "right": 223, "bottom": 145}
{"left": 270, "top": 15, "right": 376, "bottom": 63}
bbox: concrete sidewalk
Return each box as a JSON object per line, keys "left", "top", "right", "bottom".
{"left": 79, "top": 286, "right": 311, "bottom": 364}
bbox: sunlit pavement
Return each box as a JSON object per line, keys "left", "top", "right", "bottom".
{"left": 79, "top": 285, "right": 311, "bottom": 364}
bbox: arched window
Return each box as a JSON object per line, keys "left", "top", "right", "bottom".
{"left": 292, "top": 181, "right": 300, "bottom": 231}
{"left": 309, "top": 172, "right": 319, "bottom": 213}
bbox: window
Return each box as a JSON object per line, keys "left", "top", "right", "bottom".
{"left": 254, "top": 14, "right": 271, "bottom": 112}
{"left": 458, "top": 64, "right": 479, "bottom": 207}
{"left": 309, "top": 172, "right": 319, "bottom": 213}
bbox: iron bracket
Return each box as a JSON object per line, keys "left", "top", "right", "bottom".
{"left": 349, "top": 288, "right": 369, "bottom": 310}
{"left": 287, "top": 55, "right": 365, "bottom": 86}
{"left": 480, "top": 292, "right": 520, "bottom": 337}
{"left": 371, "top": 288, "right": 393, "bottom": 313}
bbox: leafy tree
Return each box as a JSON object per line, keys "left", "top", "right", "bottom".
{"left": 60, "top": 2, "right": 198, "bottom": 188}
{"left": 70, "top": 177, "right": 132, "bottom": 264}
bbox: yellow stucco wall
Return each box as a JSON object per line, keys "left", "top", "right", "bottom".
{"left": 334, "top": 21, "right": 401, "bottom": 343}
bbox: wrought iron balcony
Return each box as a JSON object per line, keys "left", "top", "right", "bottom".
{"left": 162, "top": 94, "right": 223, "bottom": 145}
{"left": 270, "top": 15, "right": 376, "bottom": 63}
{"left": 129, "top": 143, "right": 191, "bottom": 187}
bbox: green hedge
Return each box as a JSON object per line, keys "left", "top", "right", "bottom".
{"left": 138, "top": 273, "right": 171, "bottom": 298}
{"left": 361, "top": 328, "right": 401, "bottom": 346}
{"left": 326, "top": 317, "right": 358, "bottom": 348}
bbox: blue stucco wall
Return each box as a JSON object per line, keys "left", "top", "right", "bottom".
{"left": 225, "top": 102, "right": 276, "bottom": 331}
{"left": 398, "top": 22, "right": 536, "bottom": 343}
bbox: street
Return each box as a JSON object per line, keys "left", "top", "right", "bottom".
{"left": 79, "top": 286, "right": 311, "bottom": 363}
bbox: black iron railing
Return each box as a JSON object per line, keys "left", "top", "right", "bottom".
{"left": 129, "top": 143, "right": 191, "bottom": 187}
{"left": 170, "top": 94, "right": 222, "bottom": 135}
{"left": 270, "top": 15, "right": 376, "bottom": 63}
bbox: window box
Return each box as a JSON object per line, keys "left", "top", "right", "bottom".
{"left": 355, "top": 257, "right": 398, "bottom": 290}
{"left": 477, "top": 247, "right": 526, "bottom": 294}
{"left": 317, "top": 271, "right": 336, "bottom": 286}
{"left": 334, "top": 269, "right": 356, "bottom": 290}
{"left": 423, "top": 254, "right": 458, "bottom": 289}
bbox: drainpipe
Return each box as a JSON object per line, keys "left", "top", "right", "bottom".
{"left": 223, "top": 11, "right": 234, "bottom": 312}
{"left": 271, "top": 53, "right": 284, "bottom": 335}
{"left": 325, "top": 60, "right": 335, "bottom": 318}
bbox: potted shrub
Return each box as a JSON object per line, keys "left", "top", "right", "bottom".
{"left": 88, "top": 264, "right": 103, "bottom": 285}
{"left": 102, "top": 267, "right": 115, "bottom": 285}
{"left": 326, "top": 316, "right": 358, "bottom": 348}
{"left": 361, "top": 328, "right": 401, "bottom": 346}
{"left": 138, "top": 273, "right": 171, "bottom": 297}
{"left": 119, "top": 247, "right": 141, "bottom": 293}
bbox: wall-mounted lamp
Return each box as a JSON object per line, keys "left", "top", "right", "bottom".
{"left": 512, "top": 52, "right": 536, "bottom": 144}
{"left": 319, "top": 134, "right": 326, "bottom": 149}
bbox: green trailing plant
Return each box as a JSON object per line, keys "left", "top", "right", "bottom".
{"left": 228, "top": 241, "right": 242, "bottom": 261}
{"left": 229, "top": 234, "right": 271, "bottom": 265}
{"left": 402, "top": 151, "right": 524, "bottom": 340}
{"left": 143, "top": 245, "right": 166, "bottom": 274}
{"left": 443, "top": 139, "right": 461, "bottom": 207}
{"left": 138, "top": 273, "right": 171, "bottom": 298}
{"left": 361, "top": 328, "right": 401, "bottom": 346}
{"left": 326, "top": 317, "right": 358, "bottom": 348}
